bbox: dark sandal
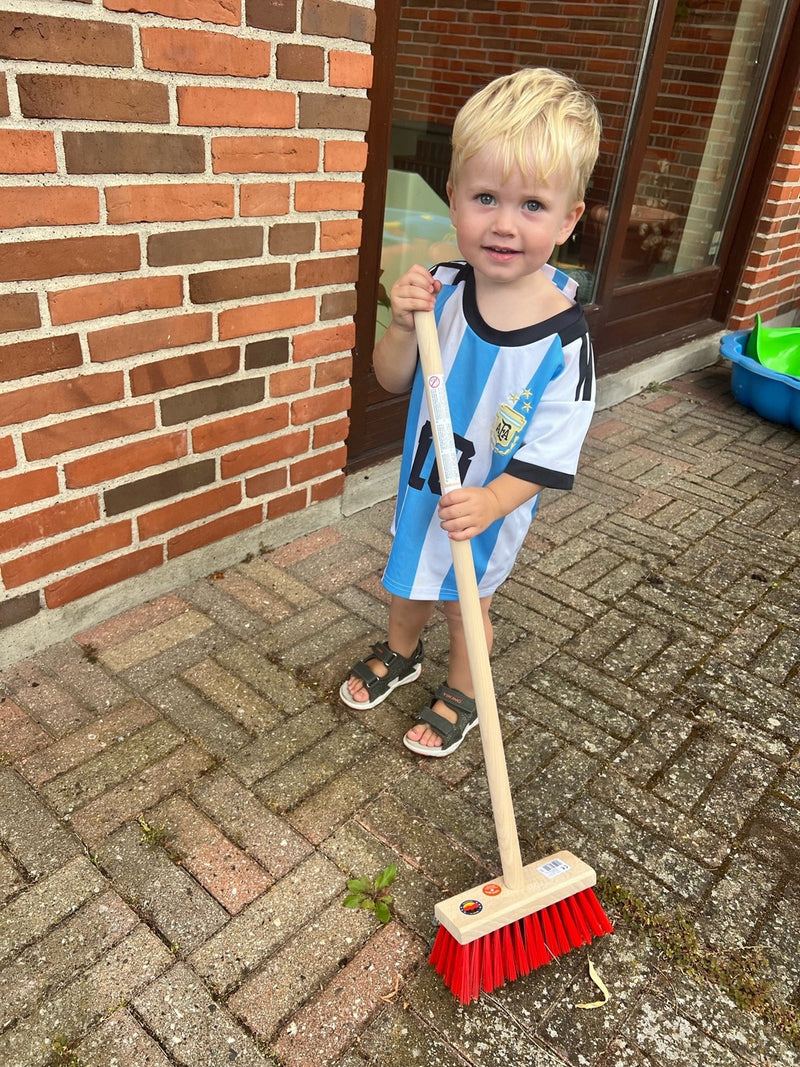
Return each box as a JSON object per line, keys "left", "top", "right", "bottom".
{"left": 339, "top": 639, "right": 424, "bottom": 710}
{"left": 403, "top": 684, "right": 478, "bottom": 757}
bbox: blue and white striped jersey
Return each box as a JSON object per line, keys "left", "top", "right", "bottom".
{"left": 382, "top": 261, "right": 595, "bottom": 601}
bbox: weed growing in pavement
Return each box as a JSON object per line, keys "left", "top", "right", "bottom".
{"left": 343, "top": 864, "right": 397, "bottom": 924}
{"left": 137, "top": 813, "right": 169, "bottom": 848}
{"left": 599, "top": 878, "right": 800, "bottom": 1045}
{"left": 49, "top": 1037, "right": 84, "bottom": 1067}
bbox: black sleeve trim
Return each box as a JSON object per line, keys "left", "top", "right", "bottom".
{"left": 506, "top": 458, "right": 575, "bottom": 490}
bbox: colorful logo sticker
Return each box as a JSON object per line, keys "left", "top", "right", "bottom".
{"left": 482, "top": 883, "right": 502, "bottom": 896}
{"left": 459, "top": 899, "right": 483, "bottom": 916}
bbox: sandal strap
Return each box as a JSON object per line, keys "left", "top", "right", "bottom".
{"left": 350, "top": 639, "right": 423, "bottom": 695}
{"left": 414, "top": 684, "right": 477, "bottom": 746}
{"left": 434, "top": 684, "right": 476, "bottom": 717}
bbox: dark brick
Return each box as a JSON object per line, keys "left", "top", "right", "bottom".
{"left": 0, "top": 591, "right": 40, "bottom": 630}
{"left": 296, "top": 254, "right": 358, "bottom": 288}
{"left": 276, "top": 43, "right": 325, "bottom": 81}
{"left": 104, "top": 459, "right": 216, "bottom": 516}
{"left": 0, "top": 12, "right": 134, "bottom": 66}
{"left": 64, "top": 131, "right": 204, "bottom": 174}
{"left": 0, "top": 74, "right": 8, "bottom": 117}
{"left": 0, "top": 293, "right": 41, "bottom": 334}
{"left": 321, "top": 289, "right": 357, "bottom": 320}
{"left": 160, "top": 378, "right": 265, "bottom": 426}
{"left": 148, "top": 226, "right": 263, "bottom": 267}
{"left": 299, "top": 93, "right": 371, "bottom": 131}
{"left": 0, "top": 333, "right": 82, "bottom": 383}
{"left": 18, "top": 74, "right": 169, "bottom": 123}
{"left": 245, "top": 337, "right": 290, "bottom": 370}
{"left": 189, "top": 262, "right": 290, "bottom": 304}
{"left": 246, "top": 0, "right": 296, "bottom": 31}
{"left": 301, "top": 0, "right": 376, "bottom": 42}
{"left": 269, "top": 222, "right": 316, "bottom": 255}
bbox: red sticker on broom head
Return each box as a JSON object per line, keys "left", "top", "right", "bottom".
{"left": 459, "top": 899, "right": 483, "bottom": 915}
{"left": 482, "top": 883, "right": 502, "bottom": 896}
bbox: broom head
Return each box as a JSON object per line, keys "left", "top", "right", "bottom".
{"left": 430, "top": 850, "right": 613, "bottom": 1004}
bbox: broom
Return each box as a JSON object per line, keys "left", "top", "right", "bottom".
{"left": 414, "top": 309, "right": 613, "bottom": 1004}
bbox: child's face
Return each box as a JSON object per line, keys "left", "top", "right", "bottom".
{"left": 447, "top": 145, "right": 584, "bottom": 289}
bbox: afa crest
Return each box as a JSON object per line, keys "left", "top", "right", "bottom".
{"left": 492, "top": 402, "right": 527, "bottom": 456}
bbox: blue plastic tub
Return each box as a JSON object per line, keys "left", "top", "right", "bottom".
{"left": 719, "top": 330, "right": 800, "bottom": 430}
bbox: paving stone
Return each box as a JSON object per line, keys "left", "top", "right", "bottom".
{"left": 189, "top": 851, "right": 347, "bottom": 996}
{"left": 0, "top": 847, "right": 23, "bottom": 903}
{"left": 0, "top": 699, "right": 50, "bottom": 761}
{"left": 68, "top": 740, "right": 214, "bottom": 847}
{"left": 271, "top": 923, "right": 427, "bottom": 1067}
{"left": 356, "top": 1002, "right": 473, "bottom": 1067}
{"left": 3, "top": 672, "right": 93, "bottom": 737}
{"left": 0, "top": 854, "right": 104, "bottom": 966}
{"left": 133, "top": 962, "right": 275, "bottom": 1067}
{"left": 228, "top": 704, "right": 340, "bottom": 787}
{"left": 148, "top": 675, "right": 251, "bottom": 759}
{"left": 180, "top": 573, "right": 272, "bottom": 638}
{"left": 238, "top": 554, "right": 323, "bottom": 609}
{"left": 0, "top": 767, "right": 81, "bottom": 877}
{"left": 95, "top": 608, "right": 215, "bottom": 673}
{"left": 76, "top": 594, "right": 191, "bottom": 653}
{"left": 96, "top": 821, "right": 228, "bottom": 955}
{"left": 180, "top": 656, "right": 285, "bottom": 734}
{"left": 75, "top": 1007, "right": 173, "bottom": 1067}
{"left": 149, "top": 793, "right": 270, "bottom": 914}
{"left": 0, "top": 924, "right": 172, "bottom": 1067}
{"left": 213, "top": 640, "right": 316, "bottom": 715}
{"left": 36, "top": 639, "right": 134, "bottom": 714}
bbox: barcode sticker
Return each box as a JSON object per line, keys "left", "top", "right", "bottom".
{"left": 538, "top": 858, "right": 571, "bottom": 879}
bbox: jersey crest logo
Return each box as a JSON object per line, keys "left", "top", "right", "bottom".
{"left": 492, "top": 402, "right": 526, "bottom": 456}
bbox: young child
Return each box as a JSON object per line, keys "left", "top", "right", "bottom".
{"left": 341, "top": 68, "right": 602, "bottom": 756}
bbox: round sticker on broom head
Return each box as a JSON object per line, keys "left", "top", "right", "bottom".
{"left": 459, "top": 899, "right": 483, "bottom": 916}
{"left": 482, "top": 883, "right": 502, "bottom": 896}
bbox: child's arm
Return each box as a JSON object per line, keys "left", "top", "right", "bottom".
{"left": 373, "top": 264, "right": 441, "bottom": 394}
{"left": 438, "top": 475, "right": 542, "bottom": 542}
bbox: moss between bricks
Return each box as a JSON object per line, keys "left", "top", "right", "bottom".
{"left": 598, "top": 877, "right": 800, "bottom": 1046}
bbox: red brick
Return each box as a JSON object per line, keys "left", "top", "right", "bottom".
{"left": 240, "top": 182, "right": 291, "bottom": 217}
{"left": 0, "top": 373, "right": 124, "bottom": 429}
{"left": 0, "top": 12, "right": 134, "bottom": 66}
{"left": 311, "top": 473, "right": 345, "bottom": 504}
{"left": 167, "top": 504, "right": 262, "bottom": 558}
{"left": 178, "top": 86, "right": 295, "bottom": 128}
{"left": 270, "top": 367, "right": 311, "bottom": 398}
{"left": 292, "top": 386, "right": 350, "bottom": 425}
{"left": 23, "top": 404, "right": 156, "bottom": 461}
{"left": 3, "top": 520, "right": 133, "bottom": 589}
{"left": 88, "top": 313, "right": 213, "bottom": 363}
{"left": 320, "top": 218, "right": 362, "bottom": 250}
{"left": 293, "top": 323, "right": 355, "bottom": 362}
{"left": 192, "top": 405, "right": 289, "bottom": 452}
{"left": 138, "top": 482, "right": 241, "bottom": 540}
{"left": 105, "top": 0, "right": 240, "bottom": 25}
{"left": 221, "top": 428, "right": 307, "bottom": 478}
{"left": 18, "top": 73, "right": 169, "bottom": 123}
{"left": 130, "top": 347, "right": 239, "bottom": 397}
{"left": 313, "top": 415, "right": 349, "bottom": 450}
{"left": 0, "top": 130, "right": 57, "bottom": 174}
{"left": 0, "top": 293, "right": 40, "bottom": 334}
{"left": 106, "top": 182, "right": 234, "bottom": 223}
{"left": 49, "top": 276, "right": 183, "bottom": 326}
{"left": 64, "top": 431, "right": 188, "bottom": 489}
{"left": 0, "top": 74, "right": 8, "bottom": 117}
{"left": 141, "top": 27, "right": 270, "bottom": 77}
{"left": 0, "top": 186, "right": 100, "bottom": 228}
{"left": 0, "top": 334, "right": 82, "bottom": 384}
{"left": 245, "top": 468, "right": 286, "bottom": 498}
{"left": 0, "top": 468, "right": 59, "bottom": 510}
{"left": 329, "top": 50, "right": 373, "bottom": 89}
{"left": 291, "top": 444, "right": 347, "bottom": 485}
{"left": 218, "top": 296, "right": 315, "bottom": 341}
{"left": 0, "top": 435, "right": 15, "bottom": 471}
{"left": 45, "top": 546, "right": 163, "bottom": 609}
{"left": 0, "top": 234, "right": 140, "bottom": 283}
{"left": 315, "top": 355, "right": 352, "bottom": 388}
{"left": 295, "top": 181, "right": 364, "bottom": 212}
{"left": 212, "top": 136, "right": 318, "bottom": 175}
{"left": 266, "top": 488, "right": 306, "bottom": 519}
{"left": 0, "top": 496, "right": 100, "bottom": 555}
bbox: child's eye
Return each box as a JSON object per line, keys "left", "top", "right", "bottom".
{"left": 524, "top": 199, "right": 543, "bottom": 213}
{"left": 477, "top": 193, "right": 495, "bottom": 206}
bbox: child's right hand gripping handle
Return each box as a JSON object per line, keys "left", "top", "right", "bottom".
{"left": 414, "top": 310, "right": 525, "bottom": 892}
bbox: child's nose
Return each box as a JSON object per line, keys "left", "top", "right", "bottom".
{"left": 492, "top": 206, "right": 515, "bottom": 234}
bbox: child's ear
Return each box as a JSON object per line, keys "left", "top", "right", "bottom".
{"left": 556, "top": 201, "right": 585, "bottom": 245}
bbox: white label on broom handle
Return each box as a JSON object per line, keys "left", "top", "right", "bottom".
{"left": 415, "top": 310, "right": 525, "bottom": 893}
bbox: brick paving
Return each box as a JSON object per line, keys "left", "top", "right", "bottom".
{"left": 1, "top": 363, "right": 799, "bottom": 1066}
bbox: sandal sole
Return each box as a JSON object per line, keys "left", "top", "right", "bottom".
{"left": 402, "top": 715, "right": 479, "bottom": 757}
{"left": 339, "top": 661, "right": 422, "bottom": 710}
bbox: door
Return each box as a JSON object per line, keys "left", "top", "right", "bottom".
{"left": 347, "top": 0, "right": 799, "bottom": 470}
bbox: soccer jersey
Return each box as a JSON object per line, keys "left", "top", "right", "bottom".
{"left": 382, "top": 261, "right": 595, "bottom": 601}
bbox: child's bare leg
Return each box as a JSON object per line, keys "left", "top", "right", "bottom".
{"left": 345, "top": 595, "right": 434, "bottom": 703}
{"left": 405, "top": 595, "right": 493, "bottom": 748}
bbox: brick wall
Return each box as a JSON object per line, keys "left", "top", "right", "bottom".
{"left": 0, "top": 0, "right": 375, "bottom": 637}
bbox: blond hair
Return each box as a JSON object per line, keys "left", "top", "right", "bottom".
{"left": 449, "top": 68, "right": 601, "bottom": 204}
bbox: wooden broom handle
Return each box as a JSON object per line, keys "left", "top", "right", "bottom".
{"left": 414, "top": 310, "right": 525, "bottom": 892}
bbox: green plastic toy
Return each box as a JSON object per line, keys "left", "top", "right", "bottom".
{"left": 745, "top": 313, "right": 800, "bottom": 379}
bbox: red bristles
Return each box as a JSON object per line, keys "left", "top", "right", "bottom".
{"left": 430, "top": 887, "right": 613, "bottom": 1005}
